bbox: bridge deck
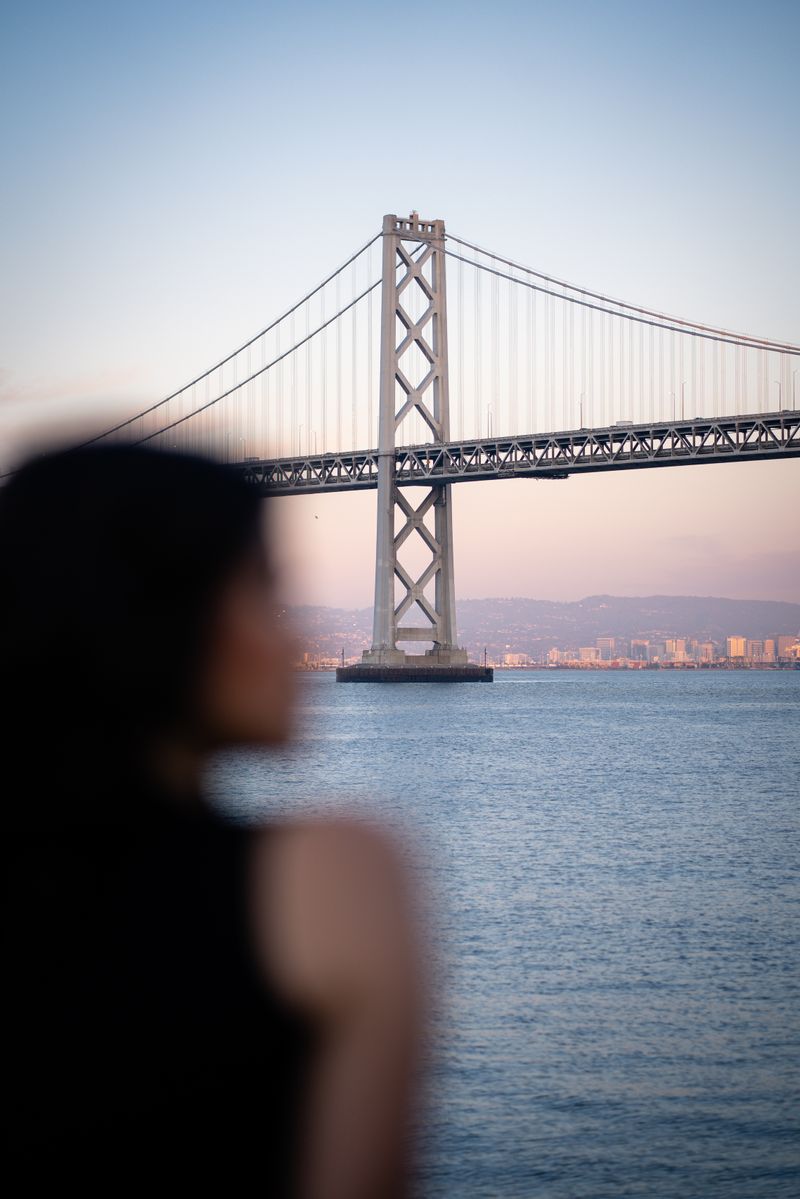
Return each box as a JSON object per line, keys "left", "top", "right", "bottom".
{"left": 240, "top": 410, "right": 800, "bottom": 495}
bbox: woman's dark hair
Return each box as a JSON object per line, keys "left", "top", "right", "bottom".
{"left": 0, "top": 443, "right": 265, "bottom": 816}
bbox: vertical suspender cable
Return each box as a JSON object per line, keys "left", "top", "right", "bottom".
{"left": 352, "top": 256, "right": 358, "bottom": 451}
{"left": 587, "top": 303, "right": 593, "bottom": 427}
{"left": 734, "top": 343, "right": 740, "bottom": 413}
{"left": 698, "top": 332, "right": 704, "bottom": 416}
{"left": 208, "top": 370, "right": 213, "bottom": 457}
{"left": 580, "top": 296, "right": 586, "bottom": 424}
{"left": 290, "top": 313, "right": 297, "bottom": 454}
{"left": 321, "top": 286, "right": 327, "bottom": 452}
{"left": 598, "top": 309, "right": 605, "bottom": 427}
{"left": 550, "top": 286, "right": 556, "bottom": 431}
{"left": 563, "top": 292, "right": 568, "bottom": 429}
{"left": 509, "top": 269, "right": 517, "bottom": 436}
{"left": 681, "top": 330, "right": 690, "bottom": 419}
{"left": 217, "top": 364, "right": 223, "bottom": 455}
{"left": 543, "top": 290, "right": 550, "bottom": 431}
{"left": 625, "top": 316, "right": 631, "bottom": 420}
{"left": 609, "top": 315, "right": 615, "bottom": 425}
{"left": 618, "top": 319, "right": 624, "bottom": 421}
{"left": 491, "top": 271, "right": 499, "bottom": 436}
{"left": 367, "top": 270, "right": 374, "bottom": 450}
{"left": 569, "top": 299, "right": 574, "bottom": 428}
{"left": 305, "top": 295, "right": 311, "bottom": 456}
{"left": 629, "top": 315, "right": 634, "bottom": 421}
{"left": 642, "top": 323, "right": 647, "bottom": 426}
{"left": 335, "top": 272, "right": 342, "bottom": 451}
{"left": 246, "top": 345, "right": 252, "bottom": 459}
{"left": 258, "top": 327, "right": 265, "bottom": 458}
{"left": 648, "top": 324, "right": 654, "bottom": 423}
{"left": 475, "top": 259, "right": 482, "bottom": 438}
{"left": 276, "top": 323, "right": 282, "bottom": 455}
{"left": 458, "top": 253, "right": 464, "bottom": 440}
{"left": 527, "top": 282, "right": 533, "bottom": 433}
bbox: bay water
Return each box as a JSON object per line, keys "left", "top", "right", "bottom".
{"left": 210, "top": 670, "right": 799, "bottom": 1198}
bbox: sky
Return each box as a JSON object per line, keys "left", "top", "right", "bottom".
{"left": 1, "top": 0, "right": 798, "bottom": 607}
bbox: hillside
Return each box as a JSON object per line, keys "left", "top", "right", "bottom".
{"left": 291, "top": 595, "right": 800, "bottom": 658}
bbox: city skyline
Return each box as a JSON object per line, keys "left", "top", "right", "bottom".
{"left": 298, "top": 631, "right": 800, "bottom": 670}
{"left": 284, "top": 591, "right": 800, "bottom": 666}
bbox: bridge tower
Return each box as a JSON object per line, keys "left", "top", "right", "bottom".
{"left": 341, "top": 213, "right": 489, "bottom": 680}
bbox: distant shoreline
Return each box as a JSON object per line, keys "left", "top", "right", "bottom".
{"left": 295, "top": 662, "right": 800, "bottom": 673}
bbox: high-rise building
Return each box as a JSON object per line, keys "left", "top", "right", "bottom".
{"left": 579, "top": 646, "right": 600, "bottom": 662}
{"left": 697, "top": 642, "right": 716, "bottom": 662}
{"left": 746, "top": 639, "right": 764, "bottom": 660}
{"left": 763, "top": 639, "right": 776, "bottom": 661}
{"left": 777, "top": 635, "right": 797, "bottom": 660}
{"left": 665, "top": 637, "right": 687, "bottom": 661}
{"left": 630, "top": 639, "right": 649, "bottom": 661}
{"left": 596, "top": 637, "right": 616, "bottom": 661}
{"left": 726, "top": 635, "right": 747, "bottom": 659}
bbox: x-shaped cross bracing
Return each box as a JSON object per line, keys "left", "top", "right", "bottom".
{"left": 367, "top": 213, "right": 458, "bottom": 657}
{"left": 393, "top": 242, "right": 442, "bottom": 441}
{"left": 392, "top": 489, "right": 442, "bottom": 632}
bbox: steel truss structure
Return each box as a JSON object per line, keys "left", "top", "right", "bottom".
{"left": 241, "top": 410, "right": 800, "bottom": 495}
{"left": 358, "top": 213, "right": 464, "bottom": 664}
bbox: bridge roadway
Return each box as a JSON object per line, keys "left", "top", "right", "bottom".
{"left": 240, "top": 410, "right": 800, "bottom": 495}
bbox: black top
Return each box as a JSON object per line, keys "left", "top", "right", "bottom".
{"left": 4, "top": 787, "right": 314, "bottom": 1191}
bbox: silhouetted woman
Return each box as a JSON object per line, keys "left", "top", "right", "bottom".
{"left": 2, "top": 444, "right": 422, "bottom": 1196}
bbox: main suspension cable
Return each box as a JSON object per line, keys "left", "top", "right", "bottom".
{"left": 445, "top": 250, "right": 800, "bottom": 356}
{"left": 447, "top": 232, "right": 799, "bottom": 354}
{"left": 135, "top": 279, "right": 382, "bottom": 447}
{"left": 82, "top": 231, "right": 382, "bottom": 445}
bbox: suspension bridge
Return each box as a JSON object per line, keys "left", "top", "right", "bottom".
{"left": 90, "top": 212, "right": 800, "bottom": 681}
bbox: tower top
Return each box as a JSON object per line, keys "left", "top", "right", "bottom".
{"left": 382, "top": 212, "right": 445, "bottom": 240}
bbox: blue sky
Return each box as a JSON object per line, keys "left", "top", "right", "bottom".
{"left": 1, "top": 0, "right": 798, "bottom": 604}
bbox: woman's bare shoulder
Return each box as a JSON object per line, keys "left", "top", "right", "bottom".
{"left": 252, "top": 815, "right": 406, "bottom": 875}
{"left": 248, "top": 818, "right": 417, "bottom": 1015}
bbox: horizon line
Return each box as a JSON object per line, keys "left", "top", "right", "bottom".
{"left": 288, "top": 592, "right": 800, "bottom": 610}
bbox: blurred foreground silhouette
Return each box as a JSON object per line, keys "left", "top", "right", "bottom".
{"left": 2, "top": 444, "right": 424, "bottom": 1196}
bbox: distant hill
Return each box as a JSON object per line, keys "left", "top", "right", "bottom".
{"left": 291, "top": 595, "right": 800, "bottom": 657}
